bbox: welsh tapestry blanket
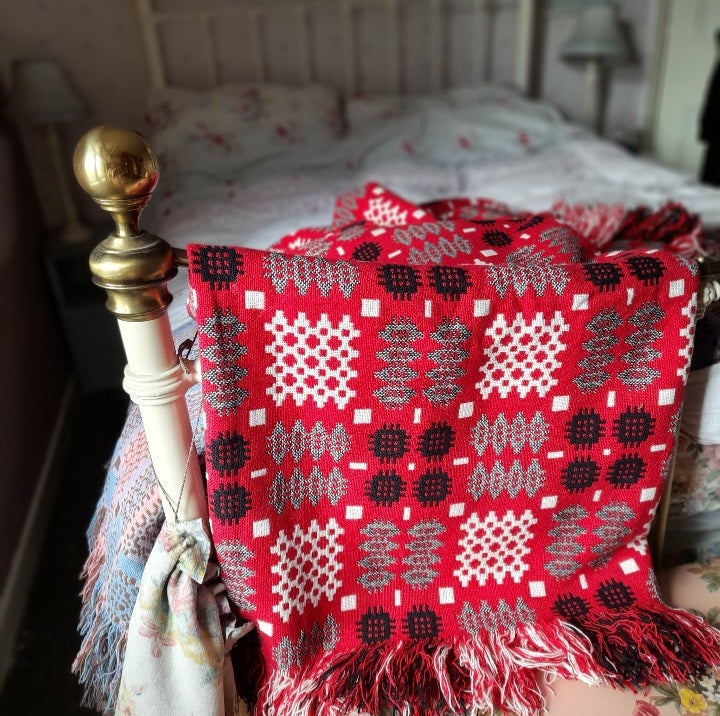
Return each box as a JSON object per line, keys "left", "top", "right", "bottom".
{"left": 185, "top": 183, "right": 720, "bottom": 716}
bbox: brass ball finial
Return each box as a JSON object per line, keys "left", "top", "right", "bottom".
{"left": 74, "top": 125, "right": 159, "bottom": 237}
{"left": 75, "top": 126, "right": 176, "bottom": 321}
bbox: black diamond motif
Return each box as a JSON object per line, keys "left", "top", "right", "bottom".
{"left": 352, "top": 242, "right": 382, "bottom": 262}
{"left": 595, "top": 579, "right": 636, "bottom": 611}
{"left": 582, "top": 262, "right": 623, "bottom": 292}
{"left": 612, "top": 407, "right": 656, "bottom": 447}
{"left": 418, "top": 421, "right": 456, "bottom": 461}
{"left": 625, "top": 255, "right": 666, "bottom": 286}
{"left": 414, "top": 468, "right": 452, "bottom": 506}
{"left": 402, "top": 606, "right": 442, "bottom": 639}
{"left": 377, "top": 264, "right": 421, "bottom": 300}
{"left": 365, "top": 470, "right": 406, "bottom": 507}
{"left": 357, "top": 607, "right": 394, "bottom": 644}
{"left": 561, "top": 457, "right": 600, "bottom": 493}
{"left": 552, "top": 594, "right": 590, "bottom": 619}
{"left": 483, "top": 229, "right": 513, "bottom": 247}
{"left": 209, "top": 431, "right": 250, "bottom": 476}
{"left": 192, "top": 246, "right": 243, "bottom": 290}
{"left": 368, "top": 424, "right": 410, "bottom": 463}
{"left": 211, "top": 483, "right": 251, "bottom": 525}
{"left": 606, "top": 453, "right": 647, "bottom": 489}
{"left": 427, "top": 266, "right": 471, "bottom": 301}
{"left": 517, "top": 215, "right": 544, "bottom": 231}
{"left": 565, "top": 408, "right": 605, "bottom": 449}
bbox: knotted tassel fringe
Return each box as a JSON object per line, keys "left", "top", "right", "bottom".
{"left": 566, "top": 604, "right": 720, "bottom": 688}
{"left": 250, "top": 610, "right": 720, "bottom": 716}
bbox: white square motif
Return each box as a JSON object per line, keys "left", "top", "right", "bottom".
{"left": 354, "top": 409, "right": 372, "bottom": 424}
{"left": 394, "top": 590, "right": 402, "bottom": 606}
{"left": 341, "top": 595, "right": 357, "bottom": 611}
{"left": 669, "top": 279, "right": 685, "bottom": 298}
{"left": 249, "top": 409, "right": 266, "bottom": 427}
{"left": 403, "top": 507, "right": 411, "bottom": 521}
{"left": 253, "top": 519, "right": 270, "bottom": 538}
{"left": 257, "top": 620, "right": 273, "bottom": 636}
{"left": 541, "top": 496, "right": 558, "bottom": 509}
{"left": 245, "top": 290, "right": 265, "bottom": 309}
{"left": 552, "top": 395, "right": 570, "bottom": 411}
{"left": 345, "top": 505, "right": 363, "bottom": 520}
{"left": 474, "top": 299, "right": 490, "bottom": 317}
{"left": 620, "top": 558, "right": 640, "bottom": 575}
{"left": 529, "top": 581, "right": 546, "bottom": 597}
{"left": 361, "top": 299, "right": 380, "bottom": 317}
{"left": 572, "top": 294, "right": 589, "bottom": 310}
{"left": 449, "top": 503, "right": 465, "bottom": 517}
{"left": 659, "top": 389, "right": 675, "bottom": 406}
{"left": 439, "top": 587, "right": 455, "bottom": 604}
{"left": 640, "top": 487, "right": 657, "bottom": 502}
{"left": 459, "top": 402, "right": 474, "bottom": 418}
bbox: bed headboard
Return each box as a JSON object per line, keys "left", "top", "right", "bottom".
{"left": 135, "top": 0, "right": 542, "bottom": 96}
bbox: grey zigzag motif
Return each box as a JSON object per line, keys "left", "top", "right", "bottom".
{"left": 269, "top": 467, "right": 347, "bottom": 514}
{"left": 487, "top": 246, "right": 570, "bottom": 298}
{"left": 215, "top": 540, "right": 255, "bottom": 611}
{"left": 407, "top": 235, "right": 474, "bottom": 265}
{"left": 591, "top": 502, "right": 635, "bottom": 567}
{"left": 469, "top": 459, "right": 545, "bottom": 499}
{"left": 471, "top": 412, "right": 549, "bottom": 456}
{"left": 200, "top": 308, "right": 248, "bottom": 416}
{"left": 424, "top": 318, "right": 471, "bottom": 405}
{"left": 459, "top": 598, "right": 536, "bottom": 636}
{"left": 402, "top": 519, "right": 445, "bottom": 588}
{"left": 358, "top": 519, "right": 401, "bottom": 592}
{"left": 544, "top": 505, "right": 589, "bottom": 579}
{"left": 393, "top": 222, "right": 442, "bottom": 245}
{"left": 263, "top": 252, "right": 359, "bottom": 297}
{"left": 267, "top": 420, "right": 351, "bottom": 465}
{"left": 374, "top": 318, "right": 423, "bottom": 407}
{"left": 273, "top": 615, "right": 340, "bottom": 672}
{"left": 540, "top": 226, "right": 586, "bottom": 262}
{"left": 575, "top": 308, "right": 622, "bottom": 393}
{"left": 618, "top": 301, "right": 663, "bottom": 390}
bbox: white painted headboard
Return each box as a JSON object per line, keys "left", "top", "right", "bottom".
{"left": 135, "top": 0, "right": 542, "bottom": 96}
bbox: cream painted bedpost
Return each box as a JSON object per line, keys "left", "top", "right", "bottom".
{"left": 73, "top": 125, "right": 208, "bottom": 530}
{"left": 515, "top": 0, "right": 543, "bottom": 97}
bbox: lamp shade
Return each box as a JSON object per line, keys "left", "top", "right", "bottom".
{"left": 560, "top": 5, "right": 629, "bottom": 64}
{"left": 7, "top": 59, "right": 86, "bottom": 125}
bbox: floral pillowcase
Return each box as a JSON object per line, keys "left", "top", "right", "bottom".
{"left": 146, "top": 83, "right": 343, "bottom": 174}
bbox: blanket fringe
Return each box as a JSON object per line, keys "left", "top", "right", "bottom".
{"left": 568, "top": 604, "right": 720, "bottom": 688}
{"left": 254, "top": 609, "right": 720, "bottom": 716}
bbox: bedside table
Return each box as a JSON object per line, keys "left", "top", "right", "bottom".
{"left": 44, "top": 229, "right": 126, "bottom": 393}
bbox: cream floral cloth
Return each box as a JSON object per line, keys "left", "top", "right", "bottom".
{"left": 114, "top": 519, "right": 250, "bottom": 716}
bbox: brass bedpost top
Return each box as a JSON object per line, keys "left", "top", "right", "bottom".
{"left": 74, "top": 125, "right": 177, "bottom": 321}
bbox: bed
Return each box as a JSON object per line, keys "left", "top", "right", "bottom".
{"left": 71, "top": 1, "right": 720, "bottom": 715}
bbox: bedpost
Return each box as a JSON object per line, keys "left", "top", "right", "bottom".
{"left": 73, "top": 125, "right": 208, "bottom": 529}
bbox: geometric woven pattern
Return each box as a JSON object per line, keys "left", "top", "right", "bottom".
{"left": 188, "top": 184, "right": 719, "bottom": 716}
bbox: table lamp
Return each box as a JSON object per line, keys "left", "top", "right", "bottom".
{"left": 560, "top": 3, "right": 630, "bottom": 135}
{"left": 7, "top": 59, "right": 91, "bottom": 243}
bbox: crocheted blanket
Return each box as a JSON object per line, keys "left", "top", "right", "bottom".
{"left": 72, "top": 187, "right": 710, "bottom": 713}
{"left": 186, "top": 185, "right": 719, "bottom": 716}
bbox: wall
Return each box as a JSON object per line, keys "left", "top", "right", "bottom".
{"left": 0, "top": 125, "right": 68, "bottom": 593}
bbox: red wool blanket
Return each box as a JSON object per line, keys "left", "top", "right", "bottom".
{"left": 187, "top": 185, "right": 720, "bottom": 716}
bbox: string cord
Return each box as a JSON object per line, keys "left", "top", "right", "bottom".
{"left": 157, "top": 331, "right": 202, "bottom": 522}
